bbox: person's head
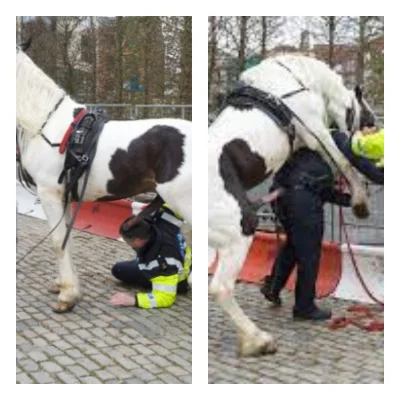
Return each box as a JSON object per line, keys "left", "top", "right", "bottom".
{"left": 361, "top": 126, "right": 377, "bottom": 136}
{"left": 119, "top": 216, "right": 153, "bottom": 250}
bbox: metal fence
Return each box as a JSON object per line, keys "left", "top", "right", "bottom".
{"left": 134, "top": 105, "right": 192, "bottom": 121}
{"left": 86, "top": 104, "right": 133, "bottom": 120}
{"left": 86, "top": 104, "right": 192, "bottom": 121}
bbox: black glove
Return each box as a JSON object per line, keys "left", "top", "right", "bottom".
{"left": 321, "top": 188, "right": 351, "bottom": 207}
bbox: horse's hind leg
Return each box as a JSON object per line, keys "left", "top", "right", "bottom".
{"left": 209, "top": 235, "right": 277, "bottom": 357}
{"left": 37, "top": 186, "right": 80, "bottom": 312}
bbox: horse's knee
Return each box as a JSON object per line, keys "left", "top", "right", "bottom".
{"left": 209, "top": 280, "right": 233, "bottom": 302}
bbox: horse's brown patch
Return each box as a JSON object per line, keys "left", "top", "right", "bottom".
{"left": 219, "top": 138, "right": 270, "bottom": 236}
{"left": 97, "top": 125, "right": 185, "bottom": 201}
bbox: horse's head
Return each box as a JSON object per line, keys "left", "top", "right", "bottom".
{"left": 353, "top": 85, "right": 376, "bottom": 130}
{"left": 329, "top": 85, "right": 377, "bottom": 136}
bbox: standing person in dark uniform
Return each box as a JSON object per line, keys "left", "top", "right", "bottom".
{"left": 109, "top": 204, "right": 192, "bottom": 309}
{"left": 261, "top": 148, "right": 352, "bottom": 320}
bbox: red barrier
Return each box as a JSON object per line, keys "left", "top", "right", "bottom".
{"left": 72, "top": 200, "right": 133, "bottom": 240}
{"left": 208, "top": 231, "right": 342, "bottom": 299}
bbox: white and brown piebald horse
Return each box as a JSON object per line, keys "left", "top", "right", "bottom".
{"left": 208, "top": 54, "right": 376, "bottom": 357}
{"left": 17, "top": 39, "right": 192, "bottom": 312}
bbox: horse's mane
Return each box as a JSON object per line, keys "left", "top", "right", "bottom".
{"left": 16, "top": 51, "right": 66, "bottom": 135}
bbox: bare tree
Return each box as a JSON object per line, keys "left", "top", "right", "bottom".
{"left": 238, "top": 16, "right": 248, "bottom": 73}
{"left": 352, "top": 16, "right": 383, "bottom": 86}
{"left": 306, "top": 16, "right": 349, "bottom": 67}
{"left": 327, "top": 17, "right": 336, "bottom": 67}
{"left": 16, "top": 16, "right": 23, "bottom": 43}
{"left": 179, "top": 17, "right": 192, "bottom": 105}
{"left": 208, "top": 16, "right": 219, "bottom": 95}
{"left": 259, "top": 17, "right": 285, "bottom": 58}
{"left": 115, "top": 16, "right": 124, "bottom": 110}
{"left": 17, "top": 16, "right": 190, "bottom": 119}
{"left": 90, "top": 16, "right": 98, "bottom": 103}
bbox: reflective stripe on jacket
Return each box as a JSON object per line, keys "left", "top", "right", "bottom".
{"left": 137, "top": 273, "right": 179, "bottom": 308}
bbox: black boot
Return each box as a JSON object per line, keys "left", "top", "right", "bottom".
{"left": 260, "top": 276, "right": 282, "bottom": 306}
{"left": 293, "top": 307, "right": 332, "bottom": 321}
{"left": 177, "top": 279, "right": 190, "bottom": 294}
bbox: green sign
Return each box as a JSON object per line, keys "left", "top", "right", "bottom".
{"left": 245, "top": 55, "right": 262, "bottom": 69}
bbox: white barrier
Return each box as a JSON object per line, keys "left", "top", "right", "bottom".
{"left": 333, "top": 244, "right": 384, "bottom": 304}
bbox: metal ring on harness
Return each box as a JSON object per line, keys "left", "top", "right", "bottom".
{"left": 76, "top": 154, "right": 89, "bottom": 163}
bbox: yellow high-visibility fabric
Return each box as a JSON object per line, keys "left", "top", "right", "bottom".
{"left": 351, "top": 129, "right": 384, "bottom": 166}
{"left": 137, "top": 274, "right": 178, "bottom": 309}
{"left": 179, "top": 246, "right": 192, "bottom": 283}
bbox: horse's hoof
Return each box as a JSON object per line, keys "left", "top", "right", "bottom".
{"left": 51, "top": 302, "right": 76, "bottom": 313}
{"left": 48, "top": 284, "right": 61, "bottom": 294}
{"left": 238, "top": 332, "right": 277, "bottom": 357}
{"left": 352, "top": 203, "right": 370, "bottom": 219}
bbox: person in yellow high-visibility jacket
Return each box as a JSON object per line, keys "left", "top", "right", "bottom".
{"left": 331, "top": 126, "right": 384, "bottom": 185}
{"left": 351, "top": 127, "right": 384, "bottom": 168}
{"left": 109, "top": 204, "right": 191, "bottom": 309}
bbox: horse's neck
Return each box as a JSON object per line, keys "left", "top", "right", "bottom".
{"left": 302, "top": 60, "right": 348, "bottom": 105}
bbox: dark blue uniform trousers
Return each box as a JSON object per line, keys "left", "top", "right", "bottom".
{"left": 270, "top": 188, "right": 324, "bottom": 313}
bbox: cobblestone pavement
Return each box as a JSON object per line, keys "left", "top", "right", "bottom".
{"left": 209, "top": 282, "right": 383, "bottom": 384}
{"left": 17, "top": 214, "right": 192, "bottom": 384}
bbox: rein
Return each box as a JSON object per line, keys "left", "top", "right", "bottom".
{"left": 40, "top": 107, "right": 87, "bottom": 151}
{"left": 275, "top": 60, "right": 309, "bottom": 99}
{"left": 38, "top": 94, "right": 67, "bottom": 147}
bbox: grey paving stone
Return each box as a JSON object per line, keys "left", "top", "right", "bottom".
{"left": 16, "top": 214, "right": 192, "bottom": 384}
{"left": 208, "top": 281, "right": 383, "bottom": 384}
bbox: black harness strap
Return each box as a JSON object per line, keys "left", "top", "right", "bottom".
{"left": 40, "top": 133, "right": 61, "bottom": 147}
{"left": 60, "top": 109, "right": 109, "bottom": 250}
{"left": 275, "top": 60, "right": 308, "bottom": 90}
{"left": 225, "top": 84, "right": 297, "bottom": 152}
{"left": 281, "top": 87, "right": 308, "bottom": 99}
{"left": 275, "top": 60, "right": 309, "bottom": 99}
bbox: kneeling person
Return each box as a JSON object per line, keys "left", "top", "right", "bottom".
{"left": 109, "top": 204, "right": 191, "bottom": 308}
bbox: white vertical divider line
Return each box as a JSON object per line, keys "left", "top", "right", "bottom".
{"left": 191, "top": 14, "right": 209, "bottom": 386}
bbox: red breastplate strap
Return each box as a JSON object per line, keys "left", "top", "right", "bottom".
{"left": 59, "top": 108, "right": 87, "bottom": 154}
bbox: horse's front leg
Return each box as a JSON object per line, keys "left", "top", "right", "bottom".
{"left": 298, "top": 123, "right": 369, "bottom": 219}
{"left": 209, "top": 236, "right": 277, "bottom": 357}
{"left": 37, "top": 186, "right": 80, "bottom": 312}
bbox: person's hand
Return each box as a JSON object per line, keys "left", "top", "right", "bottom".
{"left": 109, "top": 292, "right": 136, "bottom": 307}
{"left": 262, "top": 188, "right": 285, "bottom": 203}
